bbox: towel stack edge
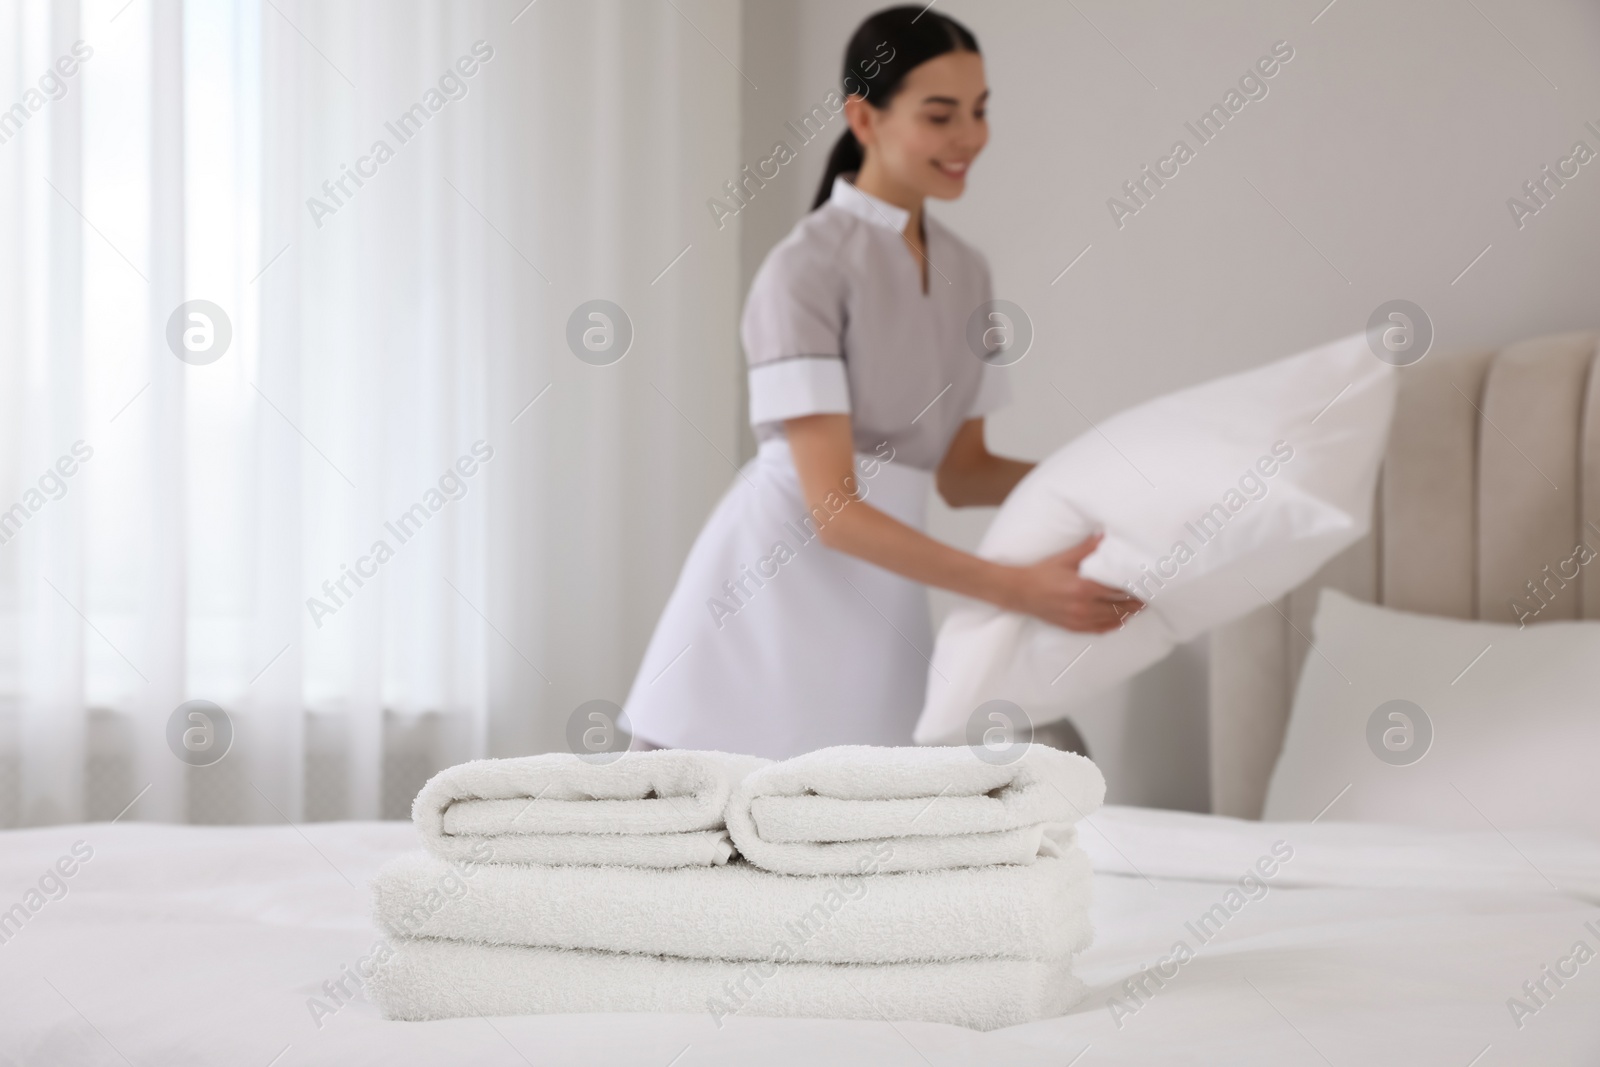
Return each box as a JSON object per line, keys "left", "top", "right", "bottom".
{"left": 367, "top": 938, "right": 1086, "bottom": 1031}
{"left": 371, "top": 847, "right": 1095, "bottom": 965}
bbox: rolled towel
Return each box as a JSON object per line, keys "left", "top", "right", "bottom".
{"left": 366, "top": 938, "right": 1086, "bottom": 1031}
{"left": 412, "top": 749, "right": 770, "bottom": 868}
{"left": 371, "top": 847, "right": 1094, "bottom": 964}
{"left": 727, "top": 744, "right": 1106, "bottom": 874}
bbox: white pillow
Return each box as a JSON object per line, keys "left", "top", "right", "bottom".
{"left": 1263, "top": 589, "right": 1600, "bottom": 836}
{"left": 914, "top": 333, "right": 1396, "bottom": 744}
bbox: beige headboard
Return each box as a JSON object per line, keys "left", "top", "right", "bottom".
{"left": 1208, "top": 330, "right": 1600, "bottom": 818}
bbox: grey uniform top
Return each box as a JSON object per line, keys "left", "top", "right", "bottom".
{"left": 742, "top": 172, "right": 1012, "bottom": 472}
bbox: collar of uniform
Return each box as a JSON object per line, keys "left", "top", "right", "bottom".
{"left": 829, "top": 172, "right": 912, "bottom": 233}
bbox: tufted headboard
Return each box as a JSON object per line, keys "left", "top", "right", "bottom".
{"left": 1207, "top": 330, "right": 1600, "bottom": 818}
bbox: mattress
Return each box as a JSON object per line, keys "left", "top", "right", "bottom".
{"left": 3, "top": 806, "right": 1597, "bottom": 1066}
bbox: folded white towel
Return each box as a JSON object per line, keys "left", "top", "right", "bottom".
{"left": 726, "top": 744, "right": 1106, "bottom": 874}
{"left": 366, "top": 938, "right": 1086, "bottom": 1031}
{"left": 412, "top": 749, "right": 770, "bottom": 868}
{"left": 371, "top": 846, "right": 1093, "bottom": 964}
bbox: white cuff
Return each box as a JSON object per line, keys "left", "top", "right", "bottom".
{"left": 967, "top": 362, "right": 1014, "bottom": 418}
{"left": 748, "top": 357, "right": 851, "bottom": 425}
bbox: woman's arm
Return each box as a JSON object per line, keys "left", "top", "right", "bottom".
{"left": 785, "top": 414, "right": 1141, "bottom": 633}
{"left": 935, "top": 417, "right": 1032, "bottom": 507}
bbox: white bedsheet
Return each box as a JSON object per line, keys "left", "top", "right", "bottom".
{"left": 2, "top": 806, "right": 1596, "bottom": 1066}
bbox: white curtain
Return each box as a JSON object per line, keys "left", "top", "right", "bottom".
{"left": 0, "top": 0, "right": 744, "bottom": 825}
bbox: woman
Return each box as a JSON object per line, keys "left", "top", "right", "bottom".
{"left": 624, "top": 6, "right": 1141, "bottom": 759}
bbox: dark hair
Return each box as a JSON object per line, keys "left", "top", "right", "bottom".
{"left": 810, "top": 6, "right": 980, "bottom": 211}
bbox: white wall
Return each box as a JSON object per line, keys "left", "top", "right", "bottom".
{"left": 738, "top": 0, "right": 1600, "bottom": 809}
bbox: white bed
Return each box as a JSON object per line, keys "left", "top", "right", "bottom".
{"left": 3, "top": 810, "right": 1597, "bottom": 1067}
{"left": 9, "top": 333, "right": 1600, "bottom": 1065}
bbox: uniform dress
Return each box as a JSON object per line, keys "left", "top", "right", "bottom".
{"left": 623, "top": 173, "right": 1012, "bottom": 759}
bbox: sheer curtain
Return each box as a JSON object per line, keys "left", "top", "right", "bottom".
{"left": 0, "top": 0, "right": 743, "bottom": 826}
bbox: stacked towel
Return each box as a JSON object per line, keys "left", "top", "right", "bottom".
{"left": 367, "top": 744, "right": 1104, "bottom": 1031}
{"left": 411, "top": 749, "right": 769, "bottom": 868}
{"left": 725, "top": 743, "right": 1103, "bottom": 874}
{"left": 374, "top": 848, "right": 1095, "bottom": 963}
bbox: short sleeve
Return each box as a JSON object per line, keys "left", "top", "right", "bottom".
{"left": 966, "top": 361, "right": 1014, "bottom": 418}
{"left": 748, "top": 356, "right": 851, "bottom": 425}
{"left": 741, "top": 229, "right": 851, "bottom": 427}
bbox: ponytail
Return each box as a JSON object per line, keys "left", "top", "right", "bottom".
{"left": 811, "top": 130, "right": 866, "bottom": 211}
{"left": 808, "top": 6, "right": 979, "bottom": 212}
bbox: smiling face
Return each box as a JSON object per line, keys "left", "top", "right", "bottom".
{"left": 846, "top": 49, "right": 989, "bottom": 205}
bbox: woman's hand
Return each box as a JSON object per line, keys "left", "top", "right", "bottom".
{"left": 936, "top": 418, "right": 1034, "bottom": 507}
{"left": 996, "top": 533, "right": 1144, "bottom": 633}
{"left": 781, "top": 415, "right": 1143, "bottom": 632}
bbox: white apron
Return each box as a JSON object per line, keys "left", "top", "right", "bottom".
{"left": 622, "top": 438, "right": 933, "bottom": 760}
